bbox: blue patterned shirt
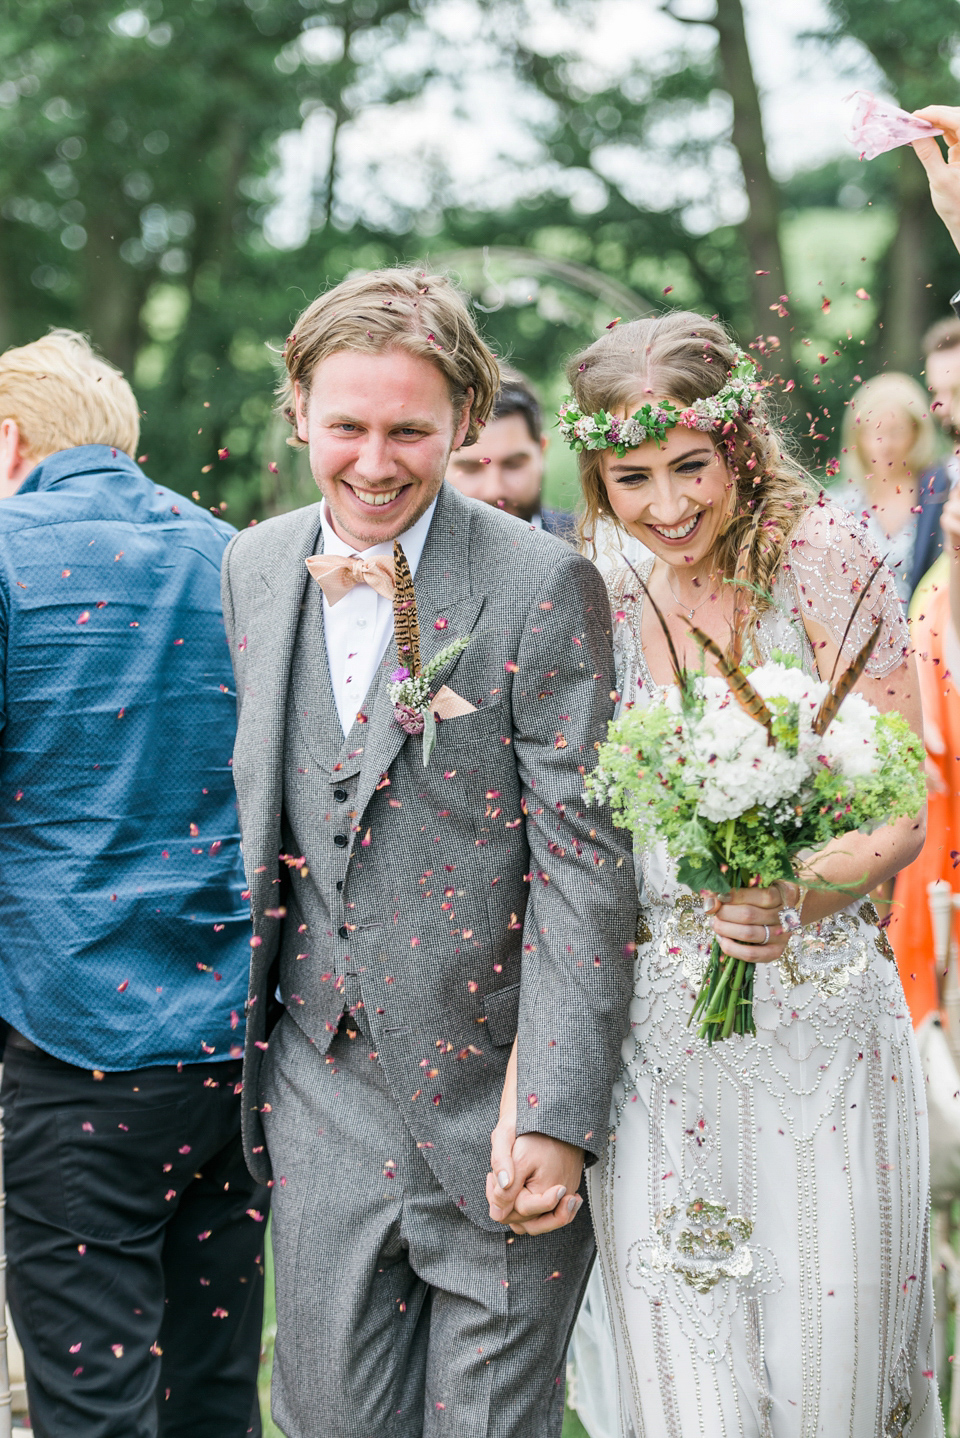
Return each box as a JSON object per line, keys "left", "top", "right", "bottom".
{"left": 0, "top": 445, "right": 249, "bottom": 1069}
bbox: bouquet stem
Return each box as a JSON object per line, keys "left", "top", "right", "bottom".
{"left": 688, "top": 868, "right": 757, "bottom": 1042}
{"left": 689, "top": 943, "right": 756, "bottom": 1042}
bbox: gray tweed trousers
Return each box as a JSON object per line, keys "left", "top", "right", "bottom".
{"left": 262, "top": 1013, "right": 595, "bottom": 1438}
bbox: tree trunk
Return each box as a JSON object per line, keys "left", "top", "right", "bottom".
{"left": 712, "top": 0, "right": 794, "bottom": 382}
{"left": 876, "top": 154, "right": 933, "bottom": 371}
{"left": 80, "top": 212, "right": 151, "bottom": 377}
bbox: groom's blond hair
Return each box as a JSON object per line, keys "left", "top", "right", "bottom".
{"left": 0, "top": 329, "right": 140, "bottom": 460}
{"left": 277, "top": 267, "right": 500, "bottom": 448}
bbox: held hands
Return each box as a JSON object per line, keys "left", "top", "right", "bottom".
{"left": 912, "top": 106, "right": 960, "bottom": 252}
{"left": 486, "top": 1122, "right": 584, "bottom": 1235}
{"left": 702, "top": 880, "right": 802, "bottom": 965}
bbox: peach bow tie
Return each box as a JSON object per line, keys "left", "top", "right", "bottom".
{"left": 305, "top": 553, "right": 395, "bottom": 606}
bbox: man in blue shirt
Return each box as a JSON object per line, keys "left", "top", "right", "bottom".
{"left": 0, "top": 330, "right": 267, "bottom": 1436}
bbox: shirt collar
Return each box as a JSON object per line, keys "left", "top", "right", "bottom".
{"left": 319, "top": 495, "right": 438, "bottom": 577}
{"left": 17, "top": 444, "right": 141, "bottom": 496}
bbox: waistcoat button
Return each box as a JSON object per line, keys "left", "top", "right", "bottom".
{"left": 334, "top": 834, "right": 348, "bottom": 848}
{"left": 333, "top": 788, "right": 348, "bottom": 802}
{"left": 338, "top": 925, "right": 349, "bottom": 939}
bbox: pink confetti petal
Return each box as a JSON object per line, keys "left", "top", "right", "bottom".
{"left": 845, "top": 90, "right": 943, "bottom": 161}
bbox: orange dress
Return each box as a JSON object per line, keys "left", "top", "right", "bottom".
{"left": 890, "top": 556, "right": 960, "bottom": 1025}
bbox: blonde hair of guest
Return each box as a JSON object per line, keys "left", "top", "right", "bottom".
{"left": 840, "top": 371, "right": 938, "bottom": 487}
{"left": 0, "top": 329, "right": 140, "bottom": 461}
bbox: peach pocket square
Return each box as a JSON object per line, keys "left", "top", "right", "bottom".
{"left": 431, "top": 685, "right": 477, "bottom": 720}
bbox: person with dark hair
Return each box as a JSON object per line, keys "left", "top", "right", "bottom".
{"left": 445, "top": 368, "right": 576, "bottom": 539}
{"left": 923, "top": 316, "right": 960, "bottom": 439}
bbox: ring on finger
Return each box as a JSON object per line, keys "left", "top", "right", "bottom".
{"left": 761, "top": 924, "right": 771, "bottom": 944}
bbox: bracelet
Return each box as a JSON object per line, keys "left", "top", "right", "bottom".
{"left": 775, "top": 880, "right": 807, "bottom": 934}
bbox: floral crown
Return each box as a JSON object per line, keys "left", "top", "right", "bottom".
{"left": 557, "top": 349, "right": 758, "bottom": 455}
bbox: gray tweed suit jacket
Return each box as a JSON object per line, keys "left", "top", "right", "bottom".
{"left": 222, "top": 482, "right": 636, "bottom": 1230}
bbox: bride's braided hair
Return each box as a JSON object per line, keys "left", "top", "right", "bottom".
{"left": 568, "top": 312, "right": 814, "bottom": 629}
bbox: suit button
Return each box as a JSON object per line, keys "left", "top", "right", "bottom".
{"left": 333, "top": 788, "right": 348, "bottom": 802}
{"left": 338, "top": 925, "right": 349, "bottom": 939}
{"left": 334, "top": 834, "right": 348, "bottom": 848}
{"left": 336, "top": 880, "right": 343, "bottom": 892}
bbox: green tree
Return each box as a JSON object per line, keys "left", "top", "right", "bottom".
{"left": 0, "top": 0, "right": 428, "bottom": 517}
{"left": 818, "top": 0, "right": 960, "bottom": 368}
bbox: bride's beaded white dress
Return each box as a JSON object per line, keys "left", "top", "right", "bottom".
{"left": 575, "top": 503, "right": 942, "bottom": 1438}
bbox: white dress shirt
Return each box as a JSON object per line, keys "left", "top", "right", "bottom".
{"left": 317, "top": 498, "right": 438, "bottom": 736}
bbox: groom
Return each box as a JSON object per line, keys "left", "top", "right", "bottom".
{"left": 222, "top": 267, "right": 635, "bottom": 1436}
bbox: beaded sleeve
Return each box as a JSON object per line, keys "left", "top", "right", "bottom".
{"left": 774, "top": 501, "right": 909, "bottom": 679}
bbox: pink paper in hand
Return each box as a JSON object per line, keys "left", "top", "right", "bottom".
{"left": 846, "top": 90, "right": 943, "bottom": 161}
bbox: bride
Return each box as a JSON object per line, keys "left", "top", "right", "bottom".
{"left": 492, "top": 312, "right": 939, "bottom": 1436}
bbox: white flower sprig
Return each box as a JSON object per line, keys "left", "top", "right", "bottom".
{"left": 389, "top": 636, "right": 471, "bottom": 765}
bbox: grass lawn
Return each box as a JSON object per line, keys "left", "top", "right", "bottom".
{"left": 258, "top": 1226, "right": 590, "bottom": 1437}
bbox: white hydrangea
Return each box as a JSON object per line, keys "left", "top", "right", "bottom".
{"left": 818, "top": 692, "right": 881, "bottom": 777}
{"left": 747, "top": 661, "right": 828, "bottom": 712}
{"left": 654, "top": 663, "right": 883, "bottom": 823}
{"left": 690, "top": 702, "right": 810, "bottom": 823}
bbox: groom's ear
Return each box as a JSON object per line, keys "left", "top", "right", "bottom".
{"left": 452, "top": 386, "right": 475, "bottom": 450}
{"left": 293, "top": 381, "right": 310, "bottom": 444}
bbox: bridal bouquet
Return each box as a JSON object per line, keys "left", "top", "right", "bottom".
{"left": 586, "top": 639, "right": 924, "bottom": 1042}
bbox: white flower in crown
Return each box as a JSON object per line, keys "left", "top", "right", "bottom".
{"left": 619, "top": 417, "right": 647, "bottom": 448}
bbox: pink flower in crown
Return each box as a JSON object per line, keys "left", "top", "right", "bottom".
{"left": 678, "top": 409, "right": 699, "bottom": 429}
{"left": 394, "top": 703, "right": 425, "bottom": 735}
{"left": 607, "top": 415, "right": 622, "bottom": 443}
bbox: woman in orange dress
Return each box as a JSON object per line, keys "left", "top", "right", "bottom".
{"left": 890, "top": 488, "right": 960, "bottom": 1024}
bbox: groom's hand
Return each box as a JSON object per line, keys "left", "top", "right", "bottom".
{"left": 486, "top": 1131, "right": 584, "bottom": 1235}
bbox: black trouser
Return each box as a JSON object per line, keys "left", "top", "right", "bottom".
{"left": 1, "top": 1041, "right": 269, "bottom": 1437}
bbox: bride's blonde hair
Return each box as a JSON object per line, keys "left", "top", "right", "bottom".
{"left": 568, "top": 311, "right": 813, "bottom": 628}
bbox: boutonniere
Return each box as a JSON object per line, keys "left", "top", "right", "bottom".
{"left": 389, "top": 540, "right": 470, "bottom": 766}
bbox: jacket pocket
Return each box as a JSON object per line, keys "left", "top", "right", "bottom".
{"left": 482, "top": 982, "right": 520, "bottom": 1047}
{"left": 433, "top": 700, "right": 509, "bottom": 748}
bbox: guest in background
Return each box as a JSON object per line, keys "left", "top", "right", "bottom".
{"left": 445, "top": 367, "right": 577, "bottom": 538}
{"left": 884, "top": 111, "right": 960, "bottom": 1022}
{"left": 0, "top": 330, "right": 267, "bottom": 1436}
{"left": 924, "top": 316, "right": 960, "bottom": 445}
{"left": 839, "top": 371, "right": 941, "bottom": 606}
{"left": 889, "top": 488, "right": 960, "bottom": 1026}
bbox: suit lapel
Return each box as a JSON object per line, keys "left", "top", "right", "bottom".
{"left": 243, "top": 505, "right": 325, "bottom": 912}
{"left": 352, "top": 485, "right": 483, "bottom": 817}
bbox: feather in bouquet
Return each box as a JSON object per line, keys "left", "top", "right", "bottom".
{"left": 585, "top": 575, "right": 925, "bottom": 1043}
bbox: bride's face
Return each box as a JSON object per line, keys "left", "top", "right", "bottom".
{"left": 599, "top": 420, "right": 735, "bottom": 571}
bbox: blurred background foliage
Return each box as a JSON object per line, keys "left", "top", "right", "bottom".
{"left": 1, "top": 0, "right": 958, "bottom": 523}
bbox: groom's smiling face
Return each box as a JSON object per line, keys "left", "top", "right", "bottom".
{"left": 294, "top": 347, "right": 472, "bottom": 551}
